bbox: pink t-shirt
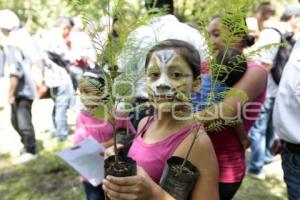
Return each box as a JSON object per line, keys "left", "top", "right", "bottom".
{"left": 128, "top": 117, "right": 201, "bottom": 183}
{"left": 208, "top": 62, "right": 267, "bottom": 183}
{"left": 74, "top": 111, "right": 136, "bottom": 145}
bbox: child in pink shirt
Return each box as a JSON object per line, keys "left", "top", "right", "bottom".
{"left": 74, "top": 71, "right": 135, "bottom": 200}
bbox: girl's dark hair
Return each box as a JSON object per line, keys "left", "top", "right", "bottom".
{"left": 145, "top": 39, "right": 201, "bottom": 80}
{"left": 241, "top": 34, "right": 255, "bottom": 48}
{"left": 215, "top": 48, "right": 247, "bottom": 87}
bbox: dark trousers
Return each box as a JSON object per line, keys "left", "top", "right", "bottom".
{"left": 219, "top": 182, "right": 242, "bottom": 200}
{"left": 11, "top": 98, "right": 36, "bottom": 154}
{"left": 83, "top": 182, "right": 105, "bottom": 200}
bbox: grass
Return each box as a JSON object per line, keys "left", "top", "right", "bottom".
{"left": 0, "top": 143, "right": 85, "bottom": 200}
{"left": 235, "top": 175, "right": 287, "bottom": 200}
{"left": 0, "top": 140, "right": 287, "bottom": 200}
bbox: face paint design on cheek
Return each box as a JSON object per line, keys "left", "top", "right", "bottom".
{"left": 150, "top": 49, "right": 177, "bottom": 99}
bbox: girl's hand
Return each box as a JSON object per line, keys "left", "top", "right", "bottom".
{"left": 103, "top": 167, "right": 171, "bottom": 200}
{"left": 241, "top": 137, "right": 251, "bottom": 150}
{"left": 104, "top": 144, "right": 124, "bottom": 159}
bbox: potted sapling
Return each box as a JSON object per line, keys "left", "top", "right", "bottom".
{"left": 83, "top": 1, "right": 159, "bottom": 198}
{"left": 159, "top": 92, "right": 202, "bottom": 200}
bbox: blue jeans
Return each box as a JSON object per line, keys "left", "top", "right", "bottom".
{"left": 50, "top": 80, "right": 74, "bottom": 139}
{"left": 248, "top": 97, "right": 276, "bottom": 174}
{"left": 281, "top": 145, "right": 300, "bottom": 200}
{"left": 69, "top": 65, "right": 84, "bottom": 90}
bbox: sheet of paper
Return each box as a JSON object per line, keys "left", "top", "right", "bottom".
{"left": 57, "top": 136, "right": 105, "bottom": 186}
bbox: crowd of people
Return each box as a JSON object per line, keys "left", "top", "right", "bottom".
{"left": 0, "top": 0, "right": 300, "bottom": 200}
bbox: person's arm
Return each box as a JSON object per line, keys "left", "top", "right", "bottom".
{"left": 173, "top": 130, "right": 219, "bottom": 200}
{"left": 222, "top": 66, "right": 267, "bottom": 117}
{"left": 234, "top": 122, "right": 250, "bottom": 149}
{"left": 8, "top": 75, "right": 19, "bottom": 104}
{"left": 200, "top": 66, "right": 267, "bottom": 121}
{"left": 196, "top": 66, "right": 267, "bottom": 123}
{"left": 102, "top": 138, "right": 114, "bottom": 149}
{"left": 7, "top": 46, "right": 24, "bottom": 105}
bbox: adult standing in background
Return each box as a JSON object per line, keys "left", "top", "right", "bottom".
{"left": 0, "top": 10, "right": 39, "bottom": 164}
{"left": 34, "top": 20, "right": 75, "bottom": 142}
{"left": 272, "top": 37, "right": 300, "bottom": 200}
{"left": 248, "top": 4, "right": 300, "bottom": 180}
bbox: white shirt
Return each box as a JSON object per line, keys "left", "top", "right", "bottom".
{"left": 67, "top": 30, "right": 97, "bottom": 66}
{"left": 7, "top": 28, "right": 42, "bottom": 62}
{"left": 118, "top": 14, "right": 208, "bottom": 98}
{"left": 34, "top": 29, "right": 71, "bottom": 88}
{"left": 273, "top": 38, "right": 300, "bottom": 144}
{"left": 254, "top": 21, "right": 288, "bottom": 98}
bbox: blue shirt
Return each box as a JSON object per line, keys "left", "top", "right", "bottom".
{"left": 192, "top": 74, "right": 229, "bottom": 111}
{"left": 7, "top": 46, "right": 36, "bottom": 100}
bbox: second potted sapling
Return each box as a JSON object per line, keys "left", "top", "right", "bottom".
{"left": 159, "top": 91, "right": 202, "bottom": 200}
{"left": 83, "top": 0, "right": 139, "bottom": 194}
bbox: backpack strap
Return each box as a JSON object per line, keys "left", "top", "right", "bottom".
{"left": 264, "top": 28, "right": 293, "bottom": 85}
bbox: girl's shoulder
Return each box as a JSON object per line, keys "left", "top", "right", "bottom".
{"left": 173, "top": 128, "right": 216, "bottom": 165}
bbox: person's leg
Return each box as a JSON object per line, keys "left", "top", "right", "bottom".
{"left": 219, "top": 182, "right": 242, "bottom": 200}
{"left": 44, "top": 87, "right": 57, "bottom": 137}
{"left": 281, "top": 145, "right": 300, "bottom": 200}
{"left": 69, "top": 65, "right": 83, "bottom": 90}
{"left": 54, "top": 81, "right": 74, "bottom": 141}
{"left": 11, "top": 101, "right": 20, "bottom": 138}
{"left": 82, "top": 182, "right": 105, "bottom": 200}
{"left": 265, "top": 97, "right": 276, "bottom": 164}
{"left": 16, "top": 98, "right": 36, "bottom": 154}
{"left": 248, "top": 98, "right": 272, "bottom": 176}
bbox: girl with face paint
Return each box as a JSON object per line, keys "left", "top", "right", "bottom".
{"left": 103, "top": 40, "right": 219, "bottom": 200}
{"left": 74, "top": 71, "right": 136, "bottom": 200}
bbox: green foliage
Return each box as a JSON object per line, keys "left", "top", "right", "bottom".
{"left": 114, "top": 75, "right": 135, "bottom": 100}
{"left": 245, "top": 42, "right": 286, "bottom": 59}
{"left": 0, "top": 0, "right": 73, "bottom": 32}
{"left": 84, "top": 77, "right": 105, "bottom": 94}
{"left": 175, "top": 91, "right": 191, "bottom": 102}
{"left": 81, "top": 0, "right": 163, "bottom": 122}
{"left": 92, "top": 104, "right": 110, "bottom": 120}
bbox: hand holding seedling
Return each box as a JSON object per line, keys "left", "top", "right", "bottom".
{"left": 103, "top": 166, "right": 175, "bottom": 200}
{"left": 104, "top": 144, "right": 124, "bottom": 159}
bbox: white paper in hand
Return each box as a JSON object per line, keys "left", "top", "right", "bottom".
{"left": 57, "top": 136, "right": 105, "bottom": 186}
